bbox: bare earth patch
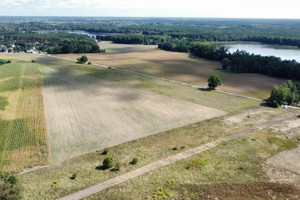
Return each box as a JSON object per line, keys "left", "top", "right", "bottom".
{"left": 42, "top": 66, "right": 225, "bottom": 163}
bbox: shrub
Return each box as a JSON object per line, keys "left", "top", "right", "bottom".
{"left": 70, "top": 172, "right": 78, "bottom": 180}
{"left": 88, "top": 61, "right": 92, "bottom": 65}
{"left": 130, "top": 158, "right": 138, "bottom": 165}
{"left": 7, "top": 176, "right": 18, "bottom": 185}
{"left": 0, "top": 174, "right": 22, "bottom": 200}
{"left": 32, "top": 60, "right": 36, "bottom": 63}
{"left": 102, "top": 148, "right": 109, "bottom": 155}
{"left": 115, "top": 162, "right": 121, "bottom": 171}
{"left": 172, "top": 147, "right": 178, "bottom": 151}
{"left": 103, "top": 157, "right": 114, "bottom": 169}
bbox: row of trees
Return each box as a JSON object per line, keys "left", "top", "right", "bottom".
{"left": 97, "top": 34, "right": 168, "bottom": 45}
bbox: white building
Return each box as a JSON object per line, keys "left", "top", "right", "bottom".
{"left": 26, "top": 49, "right": 37, "bottom": 54}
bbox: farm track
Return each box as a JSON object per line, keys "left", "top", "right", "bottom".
{"left": 59, "top": 112, "right": 298, "bottom": 200}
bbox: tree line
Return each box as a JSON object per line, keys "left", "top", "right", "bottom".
{"left": 0, "top": 32, "right": 100, "bottom": 54}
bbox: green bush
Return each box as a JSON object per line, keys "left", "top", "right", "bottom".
{"left": 88, "top": 61, "right": 92, "bottom": 65}
{"left": 0, "top": 174, "right": 22, "bottom": 200}
{"left": 103, "top": 157, "right": 114, "bottom": 169}
{"left": 7, "top": 176, "right": 18, "bottom": 185}
{"left": 130, "top": 158, "right": 138, "bottom": 165}
{"left": 70, "top": 172, "right": 78, "bottom": 180}
{"left": 102, "top": 148, "right": 109, "bottom": 155}
{"left": 172, "top": 147, "right": 178, "bottom": 151}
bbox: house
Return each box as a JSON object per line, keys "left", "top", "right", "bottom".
{"left": 26, "top": 49, "right": 38, "bottom": 54}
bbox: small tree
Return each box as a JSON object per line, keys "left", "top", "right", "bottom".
{"left": 208, "top": 74, "right": 221, "bottom": 89}
{"left": 221, "top": 58, "right": 230, "bottom": 69}
{"left": 77, "top": 55, "right": 88, "bottom": 64}
{"left": 130, "top": 158, "right": 138, "bottom": 165}
{"left": 103, "top": 157, "right": 114, "bottom": 169}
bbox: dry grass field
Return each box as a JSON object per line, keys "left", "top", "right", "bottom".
{"left": 99, "top": 41, "right": 157, "bottom": 53}
{"left": 41, "top": 60, "right": 225, "bottom": 162}
{"left": 18, "top": 106, "right": 297, "bottom": 200}
{"left": 57, "top": 43, "right": 285, "bottom": 99}
{"left": 88, "top": 113, "right": 300, "bottom": 200}
{"left": 0, "top": 54, "right": 48, "bottom": 173}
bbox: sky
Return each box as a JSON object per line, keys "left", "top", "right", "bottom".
{"left": 1, "top": 0, "right": 300, "bottom": 19}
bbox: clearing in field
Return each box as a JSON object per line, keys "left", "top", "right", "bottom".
{"left": 57, "top": 46, "right": 285, "bottom": 99}
{"left": 38, "top": 56, "right": 226, "bottom": 162}
{"left": 99, "top": 41, "right": 157, "bottom": 53}
{"left": 0, "top": 54, "right": 48, "bottom": 173}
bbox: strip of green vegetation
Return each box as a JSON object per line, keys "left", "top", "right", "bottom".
{"left": 0, "top": 96, "right": 8, "bottom": 110}
{"left": 267, "top": 137, "right": 298, "bottom": 150}
{"left": 88, "top": 129, "right": 299, "bottom": 200}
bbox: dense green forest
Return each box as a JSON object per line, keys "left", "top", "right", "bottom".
{"left": 189, "top": 42, "right": 300, "bottom": 80}
{"left": 0, "top": 17, "right": 300, "bottom": 81}
{"left": 0, "top": 32, "right": 100, "bottom": 54}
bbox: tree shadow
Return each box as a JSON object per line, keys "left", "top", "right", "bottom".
{"left": 95, "top": 165, "right": 107, "bottom": 170}
{"left": 198, "top": 88, "right": 214, "bottom": 91}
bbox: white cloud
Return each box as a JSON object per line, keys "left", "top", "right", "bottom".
{"left": 0, "top": 0, "right": 300, "bottom": 18}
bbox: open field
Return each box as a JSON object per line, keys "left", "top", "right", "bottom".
{"left": 56, "top": 45, "right": 285, "bottom": 99}
{"left": 40, "top": 56, "right": 225, "bottom": 162}
{"left": 18, "top": 106, "right": 294, "bottom": 200}
{"left": 99, "top": 41, "right": 158, "bottom": 53}
{"left": 0, "top": 54, "right": 48, "bottom": 173}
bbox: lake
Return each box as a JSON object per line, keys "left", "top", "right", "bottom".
{"left": 224, "top": 43, "right": 300, "bottom": 62}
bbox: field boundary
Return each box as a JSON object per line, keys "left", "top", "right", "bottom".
{"left": 59, "top": 112, "right": 298, "bottom": 200}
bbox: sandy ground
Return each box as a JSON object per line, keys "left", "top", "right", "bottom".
{"left": 42, "top": 66, "right": 225, "bottom": 163}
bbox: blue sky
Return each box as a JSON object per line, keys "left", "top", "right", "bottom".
{"left": 1, "top": 0, "right": 300, "bottom": 19}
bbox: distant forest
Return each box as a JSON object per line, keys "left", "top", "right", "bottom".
{"left": 0, "top": 17, "right": 300, "bottom": 80}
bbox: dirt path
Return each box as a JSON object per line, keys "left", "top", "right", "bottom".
{"left": 59, "top": 112, "right": 298, "bottom": 200}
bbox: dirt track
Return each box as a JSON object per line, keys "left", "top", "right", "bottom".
{"left": 59, "top": 112, "right": 298, "bottom": 200}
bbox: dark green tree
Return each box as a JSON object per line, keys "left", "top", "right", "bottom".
{"left": 208, "top": 74, "right": 221, "bottom": 89}
{"left": 77, "top": 55, "right": 88, "bottom": 64}
{"left": 221, "top": 58, "right": 230, "bottom": 69}
{"left": 102, "top": 157, "right": 113, "bottom": 169}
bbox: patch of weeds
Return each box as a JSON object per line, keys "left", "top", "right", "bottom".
{"left": 181, "top": 146, "right": 185, "bottom": 149}
{"left": 130, "top": 158, "right": 138, "bottom": 165}
{"left": 267, "top": 137, "right": 298, "bottom": 150}
{"left": 115, "top": 162, "right": 121, "bottom": 171}
{"left": 172, "top": 147, "right": 178, "bottom": 151}
{"left": 0, "top": 96, "right": 8, "bottom": 110}
{"left": 146, "top": 180, "right": 175, "bottom": 199}
{"left": 186, "top": 158, "right": 209, "bottom": 170}
{"left": 51, "top": 180, "right": 59, "bottom": 187}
